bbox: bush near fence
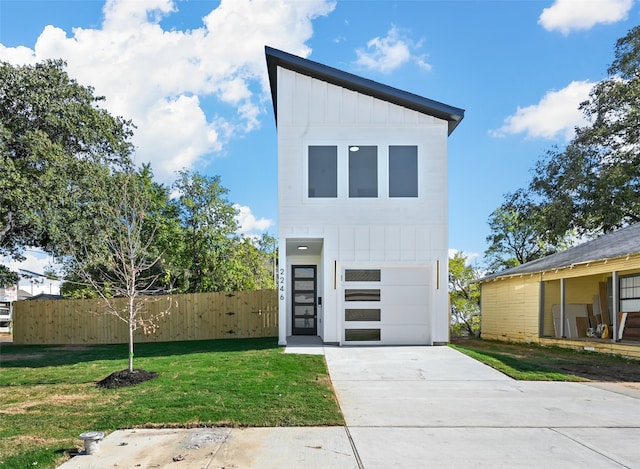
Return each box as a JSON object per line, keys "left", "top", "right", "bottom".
{"left": 12, "top": 290, "right": 278, "bottom": 345}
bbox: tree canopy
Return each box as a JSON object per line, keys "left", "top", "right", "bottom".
{"left": 0, "top": 60, "right": 134, "bottom": 263}
{"left": 531, "top": 25, "right": 640, "bottom": 237}
{"left": 2, "top": 60, "right": 275, "bottom": 296}
{"left": 485, "top": 26, "right": 640, "bottom": 272}
{"left": 449, "top": 252, "right": 480, "bottom": 337}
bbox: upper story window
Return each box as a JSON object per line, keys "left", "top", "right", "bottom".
{"left": 306, "top": 144, "right": 419, "bottom": 200}
{"left": 349, "top": 145, "right": 377, "bottom": 198}
{"left": 308, "top": 145, "right": 337, "bottom": 198}
{"left": 389, "top": 145, "right": 418, "bottom": 197}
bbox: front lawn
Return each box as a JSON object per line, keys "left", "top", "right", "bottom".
{"left": 0, "top": 338, "right": 343, "bottom": 468}
{"left": 451, "top": 338, "right": 640, "bottom": 381}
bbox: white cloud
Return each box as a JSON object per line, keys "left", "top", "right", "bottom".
{"left": 539, "top": 0, "right": 633, "bottom": 34}
{"left": 491, "top": 80, "right": 594, "bottom": 141}
{"left": 0, "top": 0, "right": 335, "bottom": 183}
{"left": 234, "top": 204, "right": 273, "bottom": 237}
{"left": 355, "top": 25, "right": 430, "bottom": 73}
{"left": 448, "top": 249, "right": 480, "bottom": 263}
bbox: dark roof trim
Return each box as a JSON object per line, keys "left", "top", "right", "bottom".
{"left": 265, "top": 46, "right": 465, "bottom": 135}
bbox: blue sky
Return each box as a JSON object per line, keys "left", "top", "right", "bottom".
{"left": 1, "top": 0, "right": 638, "bottom": 291}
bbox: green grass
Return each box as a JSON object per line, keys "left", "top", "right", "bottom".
{"left": 451, "top": 343, "right": 586, "bottom": 381}
{"left": 0, "top": 338, "right": 343, "bottom": 468}
{"left": 451, "top": 338, "right": 640, "bottom": 382}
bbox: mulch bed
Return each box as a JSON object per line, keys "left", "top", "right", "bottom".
{"left": 96, "top": 369, "right": 158, "bottom": 389}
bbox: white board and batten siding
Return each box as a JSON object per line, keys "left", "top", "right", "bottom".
{"left": 277, "top": 67, "right": 450, "bottom": 345}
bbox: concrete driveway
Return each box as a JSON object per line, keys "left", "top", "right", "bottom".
{"left": 59, "top": 345, "right": 640, "bottom": 468}
{"left": 324, "top": 346, "right": 640, "bottom": 469}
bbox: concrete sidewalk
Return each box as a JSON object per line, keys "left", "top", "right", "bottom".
{"left": 58, "top": 345, "right": 640, "bottom": 468}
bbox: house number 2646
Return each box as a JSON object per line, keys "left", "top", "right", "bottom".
{"left": 279, "top": 268, "right": 286, "bottom": 301}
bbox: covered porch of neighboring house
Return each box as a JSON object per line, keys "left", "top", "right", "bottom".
{"left": 539, "top": 269, "right": 640, "bottom": 339}
{"left": 479, "top": 224, "right": 640, "bottom": 361}
{"left": 542, "top": 275, "right": 638, "bottom": 339}
{"left": 536, "top": 261, "right": 640, "bottom": 359}
{"left": 479, "top": 258, "right": 640, "bottom": 360}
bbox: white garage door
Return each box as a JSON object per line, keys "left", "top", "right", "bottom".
{"left": 342, "top": 266, "right": 432, "bottom": 345}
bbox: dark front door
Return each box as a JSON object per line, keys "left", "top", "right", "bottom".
{"left": 292, "top": 265, "right": 317, "bottom": 335}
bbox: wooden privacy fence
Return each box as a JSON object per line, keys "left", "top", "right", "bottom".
{"left": 12, "top": 290, "right": 278, "bottom": 345}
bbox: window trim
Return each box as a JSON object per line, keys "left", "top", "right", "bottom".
{"left": 302, "top": 142, "right": 423, "bottom": 202}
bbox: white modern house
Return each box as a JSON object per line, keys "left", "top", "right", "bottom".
{"left": 266, "top": 47, "right": 464, "bottom": 346}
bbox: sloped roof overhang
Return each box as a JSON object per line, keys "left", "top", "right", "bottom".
{"left": 475, "top": 223, "right": 640, "bottom": 284}
{"left": 265, "top": 46, "right": 465, "bottom": 135}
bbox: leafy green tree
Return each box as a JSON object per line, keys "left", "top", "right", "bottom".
{"left": 257, "top": 232, "right": 278, "bottom": 288}
{"left": 0, "top": 59, "right": 134, "bottom": 264}
{"left": 484, "top": 189, "right": 562, "bottom": 272}
{"left": 530, "top": 25, "right": 640, "bottom": 236}
{"left": 449, "top": 252, "right": 481, "bottom": 338}
{"left": 0, "top": 265, "right": 18, "bottom": 288}
{"left": 170, "top": 170, "right": 239, "bottom": 293}
{"left": 221, "top": 236, "right": 277, "bottom": 291}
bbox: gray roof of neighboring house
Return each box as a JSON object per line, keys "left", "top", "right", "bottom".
{"left": 265, "top": 46, "right": 465, "bottom": 135}
{"left": 26, "top": 293, "right": 64, "bottom": 301}
{"left": 478, "top": 223, "right": 640, "bottom": 282}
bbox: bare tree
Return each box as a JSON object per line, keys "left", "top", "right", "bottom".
{"left": 66, "top": 170, "right": 172, "bottom": 372}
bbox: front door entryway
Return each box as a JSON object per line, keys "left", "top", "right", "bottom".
{"left": 292, "top": 265, "right": 317, "bottom": 335}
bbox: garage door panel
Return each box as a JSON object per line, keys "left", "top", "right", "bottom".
{"left": 383, "top": 267, "right": 431, "bottom": 286}
{"left": 383, "top": 306, "right": 428, "bottom": 325}
{"left": 382, "top": 286, "right": 429, "bottom": 305}
{"left": 381, "top": 325, "right": 429, "bottom": 345}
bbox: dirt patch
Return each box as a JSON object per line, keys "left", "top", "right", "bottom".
{"left": 8, "top": 434, "right": 60, "bottom": 447}
{"left": 556, "top": 363, "right": 640, "bottom": 382}
{"left": 96, "top": 369, "right": 158, "bottom": 389}
{"left": 0, "top": 352, "right": 45, "bottom": 362}
{"left": 1, "top": 394, "right": 93, "bottom": 415}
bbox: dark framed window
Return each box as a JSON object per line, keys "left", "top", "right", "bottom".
{"left": 620, "top": 275, "right": 640, "bottom": 300}
{"left": 345, "top": 309, "right": 381, "bottom": 321}
{"left": 345, "top": 329, "right": 381, "bottom": 341}
{"left": 620, "top": 274, "right": 640, "bottom": 312}
{"left": 349, "top": 145, "right": 377, "bottom": 197}
{"left": 345, "top": 289, "right": 381, "bottom": 302}
{"left": 389, "top": 145, "right": 418, "bottom": 197}
{"left": 308, "top": 146, "right": 337, "bottom": 198}
{"left": 345, "top": 269, "right": 381, "bottom": 282}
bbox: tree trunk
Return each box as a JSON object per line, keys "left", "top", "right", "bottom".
{"left": 128, "top": 325, "right": 134, "bottom": 372}
{"left": 128, "top": 295, "right": 134, "bottom": 372}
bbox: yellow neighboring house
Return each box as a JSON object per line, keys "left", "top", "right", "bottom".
{"left": 476, "top": 223, "right": 640, "bottom": 359}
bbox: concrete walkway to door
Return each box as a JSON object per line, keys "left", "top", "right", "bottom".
{"left": 323, "top": 345, "right": 640, "bottom": 469}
